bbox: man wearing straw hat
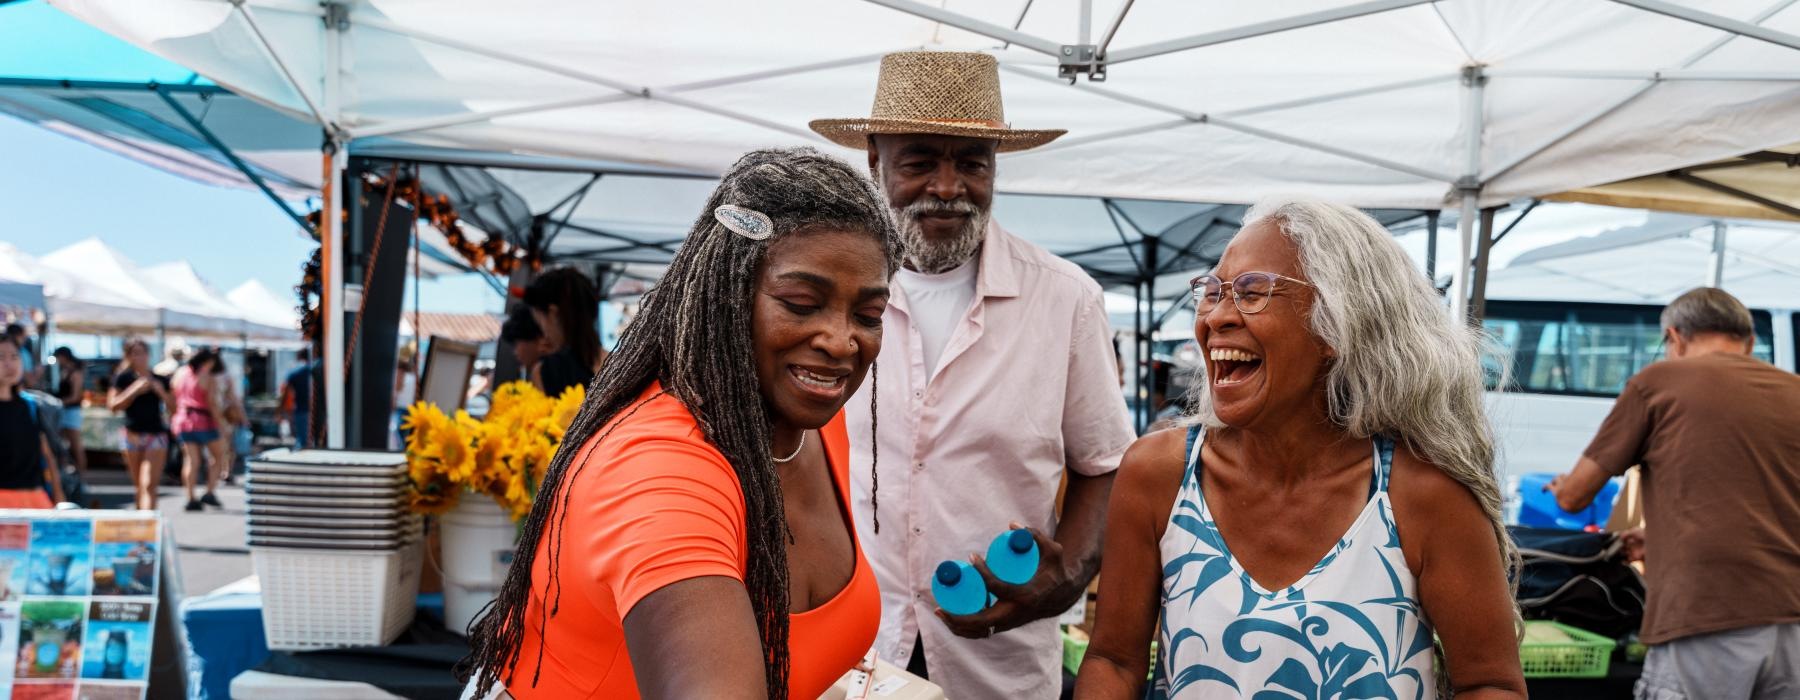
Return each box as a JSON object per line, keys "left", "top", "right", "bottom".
{"left": 815, "top": 51, "right": 1134, "bottom": 698}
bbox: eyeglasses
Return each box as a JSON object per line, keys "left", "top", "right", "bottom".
{"left": 1190, "top": 271, "right": 1314, "bottom": 315}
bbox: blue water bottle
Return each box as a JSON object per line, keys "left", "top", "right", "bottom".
{"left": 931, "top": 561, "right": 989, "bottom": 616}
{"left": 986, "top": 528, "right": 1041, "bottom": 585}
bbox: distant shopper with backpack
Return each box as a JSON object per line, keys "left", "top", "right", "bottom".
{"left": 280, "top": 348, "right": 315, "bottom": 449}
{"left": 1550, "top": 287, "right": 1800, "bottom": 700}
{"left": 0, "top": 334, "right": 65, "bottom": 508}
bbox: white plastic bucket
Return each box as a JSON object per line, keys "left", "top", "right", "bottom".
{"left": 440, "top": 497, "right": 517, "bottom": 635}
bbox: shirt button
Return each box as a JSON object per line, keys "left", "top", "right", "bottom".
{"left": 913, "top": 390, "right": 923, "bottom": 399}
{"left": 914, "top": 462, "right": 925, "bottom": 472}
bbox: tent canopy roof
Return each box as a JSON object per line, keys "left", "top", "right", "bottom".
{"left": 43, "top": 0, "right": 1800, "bottom": 210}
{"left": 1486, "top": 214, "right": 1800, "bottom": 309}
{"left": 1546, "top": 142, "right": 1800, "bottom": 221}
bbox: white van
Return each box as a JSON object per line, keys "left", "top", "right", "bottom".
{"left": 1482, "top": 299, "right": 1798, "bottom": 482}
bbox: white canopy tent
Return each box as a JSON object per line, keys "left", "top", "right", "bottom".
{"left": 0, "top": 243, "right": 48, "bottom": 318}
{"left": 1485, "top": 213, "right": 1800, "bottom": 311}
{"left": 227, "top": 279, "right": 300, "bottom": 331}
{"left": 143, "top": 260, "right": 300, "bottom": 341}
{"left": 51, "top": 0, "right": 1800, "bottom": 445}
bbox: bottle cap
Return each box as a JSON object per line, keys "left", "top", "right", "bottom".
{"left": 1007, "top": 529, "right": 1034, "bottom": 553}
{"left": 935, "top": 560, "right": 962, "bottom": 586}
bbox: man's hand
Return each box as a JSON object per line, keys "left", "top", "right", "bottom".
{"left": 1618, "top": 526, "right": 1645, "bottom": 563}
{"left": 1544, "top": 458, "right": 1615, "bottom": 514}
{"left": 935, "top": 525, "right": 1082, "bottom": 639}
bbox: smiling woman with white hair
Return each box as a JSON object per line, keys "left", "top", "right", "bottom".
{"left": 1075, "top": 199, "right": 1524, "bottom": 699}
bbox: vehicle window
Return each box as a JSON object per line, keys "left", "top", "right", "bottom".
{"left": 1483, "top": 301, "right": 1775, "bottom": 397}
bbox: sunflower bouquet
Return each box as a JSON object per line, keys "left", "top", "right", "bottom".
{"left": 401, "top": 380, "right": 584, "bottom": 520}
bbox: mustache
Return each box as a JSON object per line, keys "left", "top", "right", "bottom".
{"left": 898, "top": 198, "right": 984, "bottom": 219}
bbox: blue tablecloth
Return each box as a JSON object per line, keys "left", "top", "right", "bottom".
{"left": 181, "top": 588, "right": 443, "bottom": 700}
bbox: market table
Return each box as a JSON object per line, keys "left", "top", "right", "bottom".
{"left": 180, "top": 575, "right": 448, "bottom": 699}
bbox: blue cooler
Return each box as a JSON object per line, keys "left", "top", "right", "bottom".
{"left": 1516, "top": 472, "right": 1623, "bottom": 531}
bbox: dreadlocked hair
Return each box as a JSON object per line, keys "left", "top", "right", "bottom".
{"left": 462, "top": 147, "right": 900, "bottom": 700}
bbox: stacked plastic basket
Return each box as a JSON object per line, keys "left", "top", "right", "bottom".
{"left": 246, "top": 449, "right": 423, "bottom": 650}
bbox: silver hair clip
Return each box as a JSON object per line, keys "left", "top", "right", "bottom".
{"left": 714, "top": 204, "right": 773, "bottom": 241}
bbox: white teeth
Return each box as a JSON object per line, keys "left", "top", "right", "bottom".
{"left": 793, "top": 368, "right": 844, "bottom": 389}
{"left": 1208, "top": 348, "right": 1260, "bottom": 363}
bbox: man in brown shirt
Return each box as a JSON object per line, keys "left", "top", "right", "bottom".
{"left": 1551, "top": 287, "right": 1800, "bottom": 699}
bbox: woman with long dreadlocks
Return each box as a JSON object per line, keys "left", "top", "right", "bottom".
{"left": 463, "top": 147, "right": 900, "bottom": 700}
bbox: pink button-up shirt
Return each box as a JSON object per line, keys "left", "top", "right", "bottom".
{"left": 846, "top": 220, "right": 1135, "bottom": 698}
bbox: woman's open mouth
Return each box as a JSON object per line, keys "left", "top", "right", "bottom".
{"left": 1208, "top": 347, "right": 1263, "bottom": 387}
{"left": 789, "top": 365, "right": 849, "bottom": 401}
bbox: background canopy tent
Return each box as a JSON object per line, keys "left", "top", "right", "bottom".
{"left": 1547, "top": 142, "right": 1800, "bottom": 222}
{"left": 40, "top": 0, "right": 1800, "bottom": 443}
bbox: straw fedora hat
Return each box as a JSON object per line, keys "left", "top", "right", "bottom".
{"left": 810, "top": 51, "right": 1065, "bottom": 153}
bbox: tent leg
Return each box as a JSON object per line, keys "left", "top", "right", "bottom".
{"left": 1450, "top": 192, "right": 1478, "bottom": 324}
{"left": 1708, "top": 221, "right": 1729, "bottom": 288}
{"left": 1425, "top": 210, "right": 1439, "bottom": 284}
{"left": 1470, "top": 207, "right": 1497, "bottom": 322}
{"left": 1133, "top": 281, "right": 1146, "bottom": 433}
{"left": 321, "top": 142, "right": 348, "bottom": 449}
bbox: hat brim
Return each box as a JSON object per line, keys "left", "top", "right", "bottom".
{"left": 809, "top": 118, "right": 1065, "bottom": 153}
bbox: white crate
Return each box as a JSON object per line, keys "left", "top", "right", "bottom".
{"left": 252, "top": 537, "right": 423, "bottom": 650}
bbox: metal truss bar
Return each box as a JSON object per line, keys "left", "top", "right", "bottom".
{"left": 1155, "top": 284, "right": 1194, "bottom": 327}
{"left": 1210, "top": 115, "right": 1457, "bottom": 182}
{"left": 356, "top": 15, "right": 825, "bottom": 142}
{"left": 1106, "top": 0, "right": 1437, "bottom": 64}
{"left": 1000, "top": 63, "right": 1200, "bottom": 118}
{"left": 1154, "top": 210, "right": 1226, "bottom": 275}
{"left": 1488, "top": 68, "right": 1800, "bottom": 80}
{"left": 663, "top": 52, "right": 891, "bottom": 93}
{"left": 0, "top": 77, "right": 227, "bottom": 94}
{"left": 557, "top": 222, "right": 684, "bottom": 252}
{"left": 231, "top": 1, "right": 330, "bottom": 128}
{"left": 860, "top": 0, "right": 1064, "bottom": 56}
{"left": 156, "top": 87, "right": 309, "bottom": 230}
{"left": 1099, "top": 0, "right": 1136, "bottom": 56}
{"left": 351, "top": 93, "right": 638, "bottom": 138}
{"left": 543, "top": 174, "right": 601, "bottom": 252}
{"left": 1488, "top": 198, "right": 1540, "bottom": 248}
{"left": 1221, "top": 74, "right": 1456, "bottom": 117}
{"left": 1486, "top": 0, "right": 1796, "bottom": 183}
{"left": 1671, "top": 171, "right": 1800, "bottom": 219}
{"left": 1611, "top": 0, "right": 1800, "bottom": 52}
{"left": 1102, "top": 199, "right": 1147, "bottom": 277}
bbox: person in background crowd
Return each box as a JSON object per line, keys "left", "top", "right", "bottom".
{"left": 209, "top": 356, "right": 247, "bottom": 485}
{"left": 523, "top": 267, "right": 606, "bottom": 398}
{"left": 280, "top": 347, "right": 315, "bottom": 449}
{"left": 153, "top": 342, "right": 187, "bottom": 378}
{"left": 109, "top": 338, "right": 169, "bottom": 510}
{"left": 0, "top": 335, "right": 63, "bottom": 508}
{"left": 499, "top": 307, "right": 546, "bottom": 383}
{"left": 50, "top": 347, "right": 87, "bottom": 478}
{"left": 810, "top": 51, "right": 1135, "bottom": 697}
{"left": 5, "top": 324, "right": 41, "bottom": 390}
{"left": 1076, "top": 199, "right": 1524, "bottom": 699}
{"left": 464, "top": 147, "right": 900, "bottom": 699}
{"left": 393, "top": 352, "right": 417, "bottom": 450}
{"left": 171, "top": 348, "right": 228, "bottom": 512}
{"left": 1550, "top": 287, "right": 1800, "bottom": 700}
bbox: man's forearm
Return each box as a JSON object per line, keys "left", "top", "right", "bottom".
{"left": 1053, "top": 470, "right": 1115, "bottom": 599}
{"left": 1555, "top": 457, "right": 1614, "bottom": 513}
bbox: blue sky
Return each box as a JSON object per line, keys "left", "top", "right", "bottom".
{"left": 0, "top": 1, "right": 501, "bottom": 317}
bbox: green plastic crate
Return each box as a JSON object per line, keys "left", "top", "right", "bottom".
{"left": 1062, "top": 629, "right": 1089, "bottom": 676}
{"left": 1520, "top": 621, "right": 1614, "bottom": 679}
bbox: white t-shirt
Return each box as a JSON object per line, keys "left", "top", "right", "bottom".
{"left": 894, "top": 258, "right": 978, "bottom": 377}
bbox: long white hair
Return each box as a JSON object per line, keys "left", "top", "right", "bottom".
{"left": 1186, "top": 197, "right": 1519, "bottom": 619}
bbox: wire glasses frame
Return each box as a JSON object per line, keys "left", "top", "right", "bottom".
{"left": 1190, "top": 271, "right": 1315, "bottom": 315}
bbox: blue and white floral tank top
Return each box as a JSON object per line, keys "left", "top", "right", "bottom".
{"left": 1152, "top": 426, "right": 1436, "bottom": 700}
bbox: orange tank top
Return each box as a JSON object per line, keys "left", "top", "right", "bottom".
{"left": 500, "top": 383, "right": 880, "bottom": 698}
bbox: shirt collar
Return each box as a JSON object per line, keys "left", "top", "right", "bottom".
{"left": 973, "top": 218, "right": 1020, "bottom": 300}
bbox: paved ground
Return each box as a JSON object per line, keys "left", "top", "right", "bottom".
{"left": 84, "top": 465, "right": 254, "bottom": 597}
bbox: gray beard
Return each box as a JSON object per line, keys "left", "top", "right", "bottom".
{"left": 892, "top": 198, "right": 990, "bottom": 274}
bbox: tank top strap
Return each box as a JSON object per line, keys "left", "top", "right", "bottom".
{"left": 1373, "top": 434, "right": 1396, "bottom": 495}
{"left": 1183, "top": 424, "right": 1204, "bottom": 480}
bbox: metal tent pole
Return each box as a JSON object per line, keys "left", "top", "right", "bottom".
{"left": 321, "top": 3, "right": 349, "bottom": 448}
{"left": 1709, "top": 221, "right": 1729, "bottom": 287}
{"left": 1425, "top": 210, "right": 1440, "bottom": 284}
{"left": 1449, "top": 66, "right": 1486, "bottom": 325}
{"left": 1470, "top": 207, "right": 1497, "bottom": 322}
{"left": 1133, "top": 280, "right": 1146, "bottom": 433}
